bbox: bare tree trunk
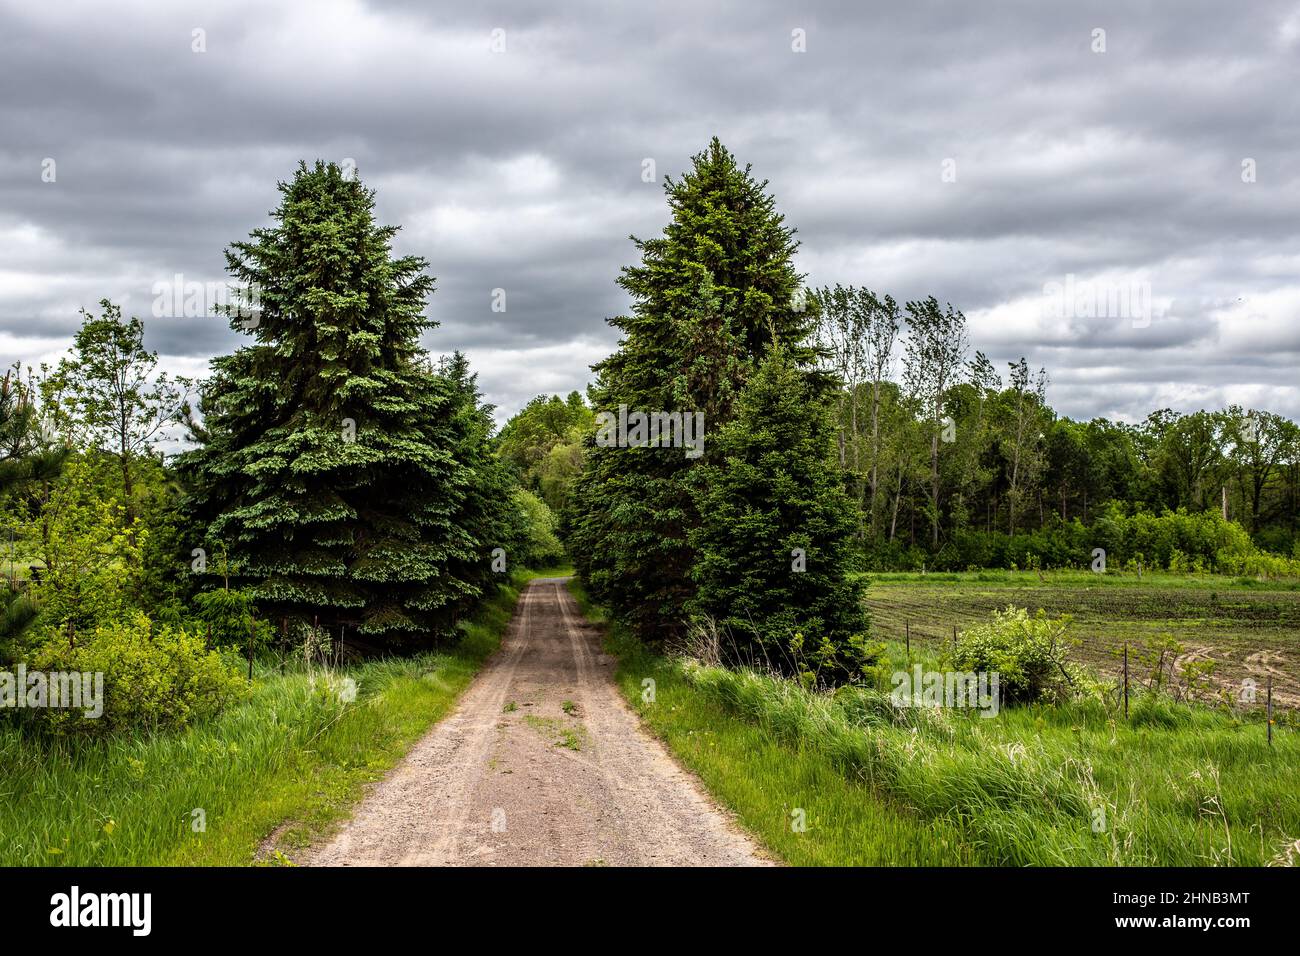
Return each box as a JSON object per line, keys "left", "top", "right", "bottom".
{"left": 119, "top": 414, "right": 134, "bottom": 526}
{"left": 889, "top": 463, "right": 903, "bottom": 542}
{"left": 1008, "top": 442, "right": 1021, "bottom": 536}
{"left": 930, "top": 427, "right": 939, "bottom": 548}
{"left": 869, "top": 379, "right": 881, "bottom": 535}
{"left": 851, "top": 384, "right": 860, "bottom": 473}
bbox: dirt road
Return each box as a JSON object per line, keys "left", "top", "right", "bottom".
{"left": 308, "top": 577, "right": 770, "bottom": 867}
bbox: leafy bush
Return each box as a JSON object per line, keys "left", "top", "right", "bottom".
{"left": 21, "top": 458, "right": 142, "bottom": 634}
{"left": 1253, "top": 526, "right": 1299, "bottom": 559}
{"left": 1214, "top": 547, "right": 1300, "bottom": 579}
{"left": 21, "top": 613, "right": 247, "bottom": 736}
{"left": 860, "top": 539, "right": 931, "bottom": 572}
{"left": 952, "top": 606, "right": 1076, "bottom": 705}
{"left": 788, "top": 630, "right": 887, "bottom": 689}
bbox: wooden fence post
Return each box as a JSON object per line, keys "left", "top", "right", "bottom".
{"left": 247, "top": 615, "right": 255, "bottom": 682}
{"left": 905, "top": 620, "right": 910, "bottom": 657}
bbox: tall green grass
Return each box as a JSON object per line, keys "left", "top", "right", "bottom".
{"left": 690, "top": 662, "right": 1300, "bottom": 865}
{"left": 568, "top": 579, "right": 978, "bottom": 865}
{"left": 571, "top": 579, "right": 1300, "bottom": 867}
{"left": 0, "top": 571, "right": 533, "bottom": 866}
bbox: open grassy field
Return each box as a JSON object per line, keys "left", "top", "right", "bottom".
{"left": 863, "top": 570, "right": 1300, "bottom": 708}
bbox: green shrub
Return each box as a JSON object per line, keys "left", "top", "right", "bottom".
{"left": 21, "top": 613, "right": 247, "bottom": 736}
{"left": 788, "top": 630, "right": 887, "bottom": 688}
{"left": 22, "top": 459, "right": 141, "bottom": 634}
{"left": 1215, "top": 547, "right": 1300, "bottom": 579}
{"left": 952, "top": 606, "right": 1075, "bottom": 705}
{"left": 1092, "top": 505, "right": 1277, "bottom": 573}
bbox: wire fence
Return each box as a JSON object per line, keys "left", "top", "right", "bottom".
{"left": 868, "top": 590, "right": 1300, "bottom": 712}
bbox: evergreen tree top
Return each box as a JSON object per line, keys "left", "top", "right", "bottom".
{"left": 219, "top": 160, "right": 436, "bottom": 420}
{"left": 616, "top": 137, "right": 802, "bottom": 330}
{"left": 593, "top": 138, "right": 822, "bottom": 412}
{"left": 225, "top": 160, "right": 434, "bottom": 350}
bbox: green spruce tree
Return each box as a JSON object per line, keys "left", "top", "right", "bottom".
{"left": 437, "top": 350, "right": 528, "bottom": 608}
{"left": 570, "top": 138, "right": 824, "bottom": 641}
{"left": 181, "top": 161, "right": 513, "bottom": 647}
{"left": 688, "top": 341, "right": 869, "bottom": 679}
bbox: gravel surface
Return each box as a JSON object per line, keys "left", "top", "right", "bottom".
{"left": 308, "top": 577, "right": 771, "bottom": 867}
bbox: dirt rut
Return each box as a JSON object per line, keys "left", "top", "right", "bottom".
{"left": 308, "top": 577, "right": 770, "bottom": 867}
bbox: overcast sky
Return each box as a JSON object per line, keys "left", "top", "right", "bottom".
{"left": 3, "top": 0, "right": 1299, "bottom": 427}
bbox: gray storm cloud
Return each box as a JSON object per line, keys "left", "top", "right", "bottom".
{"left": 2, "top": 0, "right": 1298, "bottom": 425}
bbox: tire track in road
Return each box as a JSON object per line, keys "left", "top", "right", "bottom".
{"left": 308, "top": 577, "right": 770, "bottom": 867}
